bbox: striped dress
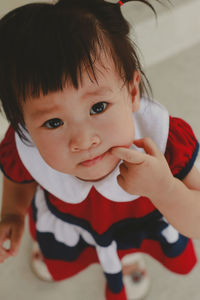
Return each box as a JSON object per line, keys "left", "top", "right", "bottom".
{"left": 0, "top": 98, "right": 199, "bottom": 300}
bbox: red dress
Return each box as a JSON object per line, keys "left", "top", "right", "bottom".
{"left": 0, "top": 104, "right": 199, "bottom": 300}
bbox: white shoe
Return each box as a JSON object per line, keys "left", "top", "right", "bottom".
{"left": 122, "top": 253, "right": 150, "bottom": 300}
{"left": 31, "top": 242, "right": 53, "bottom": 282}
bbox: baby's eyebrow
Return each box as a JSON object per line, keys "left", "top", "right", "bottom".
{"left": 82, "top": 87, "right": 113, "bottom": 99}
{"left": 30, "top": 106, "right": 58, "bottom": 120}
{"left": 29, "top": 87, "right": 114, "bottom": 120}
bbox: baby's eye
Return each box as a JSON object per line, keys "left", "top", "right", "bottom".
{"left": 43, "top": 118, "right": 64, "bottom": 129}
{"left": 90, "top": 102, "right": 108, "bottom": 115}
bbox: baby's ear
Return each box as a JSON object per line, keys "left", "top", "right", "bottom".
{"left": 129, "top": 71, "right": 141, "bottom": 112}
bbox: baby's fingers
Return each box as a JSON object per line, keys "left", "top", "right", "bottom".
{"left": 0, "top": 223, "right": 10, "bottom": 246}
{"left": 134, "top": 138, "right": 163, "bottom": 158}
{"left": 0, "top": 218, "right": 24, "bottom": 257}
{"left": 9, "top": 224, "right": 24, "bottom": 256}
{"left": 111, "top": 147, "right": 145, "bottom": 164}
{"left": 0, "top": 244, "right": 9, "bottom": 258}
{"left": 0, "top": 231, "right": 12, "bottom": 262}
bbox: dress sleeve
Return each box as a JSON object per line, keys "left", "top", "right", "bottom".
{"left": 0, "top": 126, "right": 34, "bottom": 183}
{"left": 165, "top": 117, "right": 199, "bottom": 180}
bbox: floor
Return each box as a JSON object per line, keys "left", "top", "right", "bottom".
{"left": 1, "top": 0, "right": 200, "bottom": 298}
{"left": 0, "top": 42, "right": 200, "bottom": 300}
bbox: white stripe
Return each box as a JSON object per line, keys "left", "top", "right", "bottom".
{"left": 96, "top": 241, "right": 122, "bottom": 274}
{"left": 161, "top": 217, "right": 179, "bottom": 243}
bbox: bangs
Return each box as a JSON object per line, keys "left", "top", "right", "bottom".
{"left": 4, "top": 4, "right": 107, "bottom": 101}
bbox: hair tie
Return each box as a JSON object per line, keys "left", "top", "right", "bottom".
{"left": 118, "top": 0, "right": 125, "bottom": 6}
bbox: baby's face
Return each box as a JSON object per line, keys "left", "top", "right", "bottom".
{"left": 22, "top": 57, "right": 140, "bottom": 181}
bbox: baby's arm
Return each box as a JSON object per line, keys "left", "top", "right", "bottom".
{"left": 111, "top": 138, "right": 200, "bottom": 239}
{"left": 159, "top": 166, "right": 200, "bottom": 238}
{"left": 0, "top": 176, "right": 37, "bottom": 262}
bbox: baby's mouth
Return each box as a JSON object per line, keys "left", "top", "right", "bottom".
{"left": 80, "top": 152, "right": 106, "bottom": 167}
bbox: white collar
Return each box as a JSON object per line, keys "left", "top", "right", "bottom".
{"left": 15, "top": 98, "right": 169, "bottom": 203}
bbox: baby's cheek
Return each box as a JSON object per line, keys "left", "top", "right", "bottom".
{"left": 33, "top": 140, "right": 65, "bottom": 172}
{"left": 98, "top": 113, "right": 135, "bottom": 146}
{"left": 117, "top": 121, "right": 135, "bottom": 145}
{"left": 110, "top": 128, "right": 135, "bottom": 149}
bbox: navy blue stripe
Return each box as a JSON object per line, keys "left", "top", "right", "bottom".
{"left": 175, "top": 142, "right": 199, "bottom": 180}
{"left": 105, "top": 271, "right": 123, "bottom": 293}
{"left": 116, "top": 219, "right": 189, "bottom": 257}
{"left": 0, "top": 163, "right": 35, "bottom": 184}
{"left": 32, "top": 195, "right": 37, "bottom": 222}
{"left": 37, "top": 231, "right": 89, "bottom": 261}
{"left": 33, "top": 229, "right": 189, "bottom": 261}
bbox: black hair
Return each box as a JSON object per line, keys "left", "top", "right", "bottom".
{"left": 0, "top": 0, "right": 156, "bottom": 138}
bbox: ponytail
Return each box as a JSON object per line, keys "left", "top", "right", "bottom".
{"left": 117, "top": 0, "right": 157, "bottom": 15}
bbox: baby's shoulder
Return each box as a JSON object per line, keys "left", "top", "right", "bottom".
{"left": 0, "top": 126, "right": 34, "bottom": 183}
{"left": 165, "top": 117, "right": 199, "bottom": 179}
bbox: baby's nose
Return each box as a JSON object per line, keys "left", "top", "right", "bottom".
{"left": 69, "top": 133, "right": 101, "bottom": 152}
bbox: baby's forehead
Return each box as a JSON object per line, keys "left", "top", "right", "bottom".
{"left": 79, "top": 54, "right": 122, "bottom": 84}
{"left": 24, "top": 59, "right": 123, "bottom": 109}
{"left": 44, "top": 56, "right": 120, "bottom": 94}
{"left": 18, "top": 45, "right": 124, "bottom": 105}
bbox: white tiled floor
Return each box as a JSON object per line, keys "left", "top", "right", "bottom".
{"left": 0, "top": 42, "right": 200, "bottom": 300}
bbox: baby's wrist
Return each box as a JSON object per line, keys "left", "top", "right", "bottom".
{"left": 149, "top": 176, "right": 176, "bottom": 204}
{"left": 0, "top": 212, "right": 25, "bottom": 222}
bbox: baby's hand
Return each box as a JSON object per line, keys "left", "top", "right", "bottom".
{"left": 0, "top": 214, "right": 25, "bottom": 263}
{"left": 111, "top": 138, "right": 174, "bottom": 199}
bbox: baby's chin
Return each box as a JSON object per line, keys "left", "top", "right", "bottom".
{"left": 77, "top": 167, "right": 116, "bottom": 182}
{"left": 77, "top": 158, "right": 120, "bottom": 182}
